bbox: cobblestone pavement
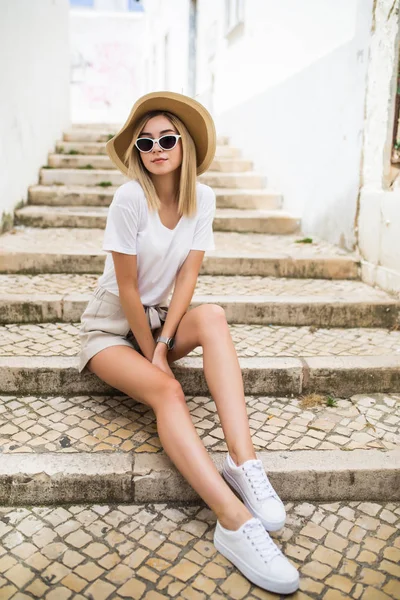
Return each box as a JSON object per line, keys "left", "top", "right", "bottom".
{"left": 1, "top": 322, "right": 399, "bottom": 359}
{"left": 0, "top": 274, "right": 390, "bottom": 299}
{"left": 0, "top": 227, "right": 355, "bottom": 257}
{"left": 0, "top": 500, "right": 399, "bottom": 599}
{"left": 0, "top": 393, "right": 398, "bottom": 454}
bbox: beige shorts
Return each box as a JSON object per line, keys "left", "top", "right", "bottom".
{"left": 78, "top": 286, "right": 168, "bottom": 374}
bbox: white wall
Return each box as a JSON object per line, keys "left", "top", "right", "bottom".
{"left": 70, "top": 10, "right": 145, "bottom": 124}
{"left": 0, "top": 0, "right": 70, "bottom": 228}
{"left": 359, "top": 0, "right": 400, "bottom": 296}
{"left": 196, "top": 0, "right": 373, "bottom": 250}
{"left": 141, "top": 0, "right": 190, "bottom": 95}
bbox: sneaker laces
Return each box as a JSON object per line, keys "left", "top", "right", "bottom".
{"left": 242, "top": 461, "right": 277, "bottom": 502}
{"left": 243, "top": 519, "right": 282, "bottom": 563}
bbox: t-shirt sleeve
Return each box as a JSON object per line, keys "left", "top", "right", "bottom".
{"left": 102, "top": 187, "right": 141, "bottom": 255}
{"left": 190, "top": 185, "right": 216, "bottom": 251}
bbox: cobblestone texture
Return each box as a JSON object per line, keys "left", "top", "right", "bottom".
{"left": 0, "top": 500, "right": 398, "bottom": 599}
{"left": 0, "top": 227, "right": 355, "bottom": 257}
{"left": 0, "top": 273, "right": 390, "bottom": 299}
{"left": 1, "top": 129, "right": 399, "bottom": 600}
{"left": 1, "top": 322, "right": 399, "bottom": 359}
{"left": 0, "top": 393, "right": 398, "bottom": 454}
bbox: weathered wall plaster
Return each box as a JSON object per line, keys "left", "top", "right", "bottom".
{"left": 359, "top": 0, "right": 400, "bottom": 296}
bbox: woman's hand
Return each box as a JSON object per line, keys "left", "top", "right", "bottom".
{"left": 152, "top": 344, "right": 176, "bottom": 379}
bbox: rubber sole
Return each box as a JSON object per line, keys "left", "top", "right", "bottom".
{"left": 213, "top": 526, "right": 300, "bottom": 594}
{"left": 222, "top": 466, "right": 286, "bottom": 531}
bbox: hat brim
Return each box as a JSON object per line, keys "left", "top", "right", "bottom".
{"left": 106, "top": 91, "right": 216, "bottom": 176}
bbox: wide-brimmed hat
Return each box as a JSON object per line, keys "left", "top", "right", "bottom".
{"left": 106, "top": 91, "right": 216, "bottom": 176}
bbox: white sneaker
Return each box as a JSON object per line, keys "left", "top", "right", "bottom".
{"left": 222, "top": 453, "right": 286, "bottom": 531}
{"left": 214, "top": 516, "right": 299, "bottom": 594}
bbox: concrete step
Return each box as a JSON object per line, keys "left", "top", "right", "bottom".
{"left": 0, "top": 228, "right": 359, "bottom": 279}
{"left": 0, "top": 392, "right": 399, "bottom": 505}
{"left": 1, "top": 354, "right": 400, "bottom": 396}
{"left": 63, "top": 130, "right": 117, "bottom": 143}
{"left": 56, "top": 139, "right": 242, "bottom": 158}
{"left": 28, "top": 184, "right": 283, "bottom": 210}
{"left": 0, "top": 278, "right": 398, "bottom": 327}
{"left": 48, "top": 154, "right": 252, "bottom": 173}
{"left": 64, "top": 129, "right": 230, "bottom": 145}
{"left": 71, "top": 121, "right": 123, "bottom": 129}
{"left": 39, "top": 168, "right": 266, "bottom": 189}
{"left": 0, "top": 273, "right": 396, "bottom": 324}
{"left": 199, "top": 171, "right": 266, "bottom": 189}
{"left": 15, "top": 205, "right": 300, "bottom": 235}
{"left": 56, "top": 140, "right": 108, "bottom": 154}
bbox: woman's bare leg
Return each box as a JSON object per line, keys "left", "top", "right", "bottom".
{"left": 168, "top": 304, "right": 257, "bottom": 467}
{"left": 87, "top": 346, "right": 253, "bottom": 530}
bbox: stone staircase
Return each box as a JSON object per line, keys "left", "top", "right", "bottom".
{"left": 0, "top": 126, "right": 399, "bottom": 599}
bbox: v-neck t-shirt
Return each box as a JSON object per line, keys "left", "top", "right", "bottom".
{"left": 97, "top": 180, "right": 216, "bottom": 306}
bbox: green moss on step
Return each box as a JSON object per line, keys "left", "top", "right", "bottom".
{"left": 295, "top": 237, "right": 313, "bottom": 244}
{"left": 78, "top": 164, "right": 94, "bottom": 169}
{"left": 98, "top": 181, "right": 112, "bottom": 187}
{"left": 15, "top": 199, "right": 27, "bottom": 210}
{"left": 1, "top": 211, "right": 14, "bottom": 233}
{"left": 326, "top": 396, "right": 337, "bottom": 407}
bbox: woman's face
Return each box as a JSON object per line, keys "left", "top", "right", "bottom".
{"left": 137, "top": 115, "right": 183, "bottom": 176}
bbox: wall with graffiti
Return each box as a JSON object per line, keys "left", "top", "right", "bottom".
{"left": 70, "top": 10, "right": 145, "bottom": 123}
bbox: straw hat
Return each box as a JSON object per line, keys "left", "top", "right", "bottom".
{"left": 106, "top": 91, "right": 216, "bottom": 176}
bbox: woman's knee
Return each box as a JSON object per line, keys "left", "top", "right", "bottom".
{"left": 196, "top": 303, "right": 226, "bottom": 324}
{"left": 156, "top": 377, "right": 186, "bottom": 409}
{"left": 194, "top": 304, "right": 227, "bottom": 338}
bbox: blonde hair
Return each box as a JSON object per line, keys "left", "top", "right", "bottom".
{"left": 123, "top": 110, "right": 197, "bottom": 217}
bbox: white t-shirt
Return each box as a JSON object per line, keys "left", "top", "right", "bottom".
{"left": 97, "top": 180, "right": 216, "bottom": 305}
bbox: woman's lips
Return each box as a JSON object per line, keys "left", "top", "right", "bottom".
{"left": 153, "top": 158, "right": 167, "bottom": 163}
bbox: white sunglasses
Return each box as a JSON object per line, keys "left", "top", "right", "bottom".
{"left": 135, "top": 134, "right": 182, "bottom": 153}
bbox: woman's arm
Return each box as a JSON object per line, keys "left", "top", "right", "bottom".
{"left": 153, "top": 249, "right": 205, "bottom": 362}
{"left": 112, "top": 251, "right": 156, "bottom": 361}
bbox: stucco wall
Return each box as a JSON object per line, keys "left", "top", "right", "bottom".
{"left": 359, "top": 0, "right": 400, "bottom": 296}
{"left": 0, "top": 0, "right": 70, "bottom": 229}
{"left": 195, "top": 0, "right": 373, "bottom": 250}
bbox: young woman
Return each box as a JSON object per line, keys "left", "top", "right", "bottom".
{"left": 78, "top": 91, "right": 299, "bottom": 595}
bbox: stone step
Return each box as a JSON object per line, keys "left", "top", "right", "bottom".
{"left": 0, "top": 273, "right": 396, "bottom": 324}
{"left": 28, "top": 184, "right": 282, "bottom": 210}
{"left": 0, "top": 229, "right": 359, "bottom": 279}
{"left": 14, "top": 205, "right": 300, "bottom": 235}
{"left": 48, "top": 154, "right": 252, "bottom": 173}
{"left": 39, "top": 168, "right": 266, "bottom": 189}
{"left": 64, "top": 129, "right": 230, "bottom": 145}
{"left": 0, "top": 391, "right": 399, "bottom": 505}
{"left": 1, "top": 354, "right": 400, "bottom": 396}
{"left": 0, "top": 501, "right": 398, "bottom": 600}
{"left": 200, "top": 171, "right": 266, "bottom": 189}
{"left": 56, "top": 139, "right": 242, "bottom": 158}
{"left": 1, "top": 283, "right": 398, "bottom": 328}
{"left": 71, "top": 121, "right": 123, "bottom": 129}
